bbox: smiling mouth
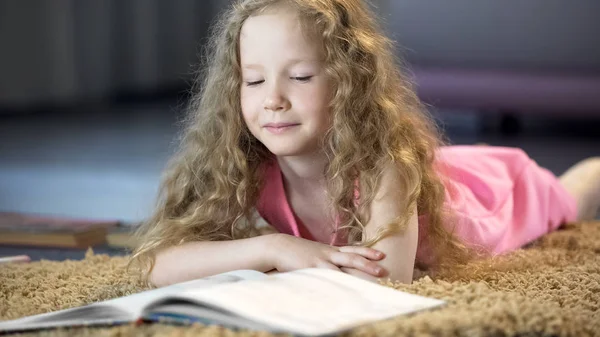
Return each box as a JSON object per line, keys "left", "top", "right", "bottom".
{"left": 263, "top": 123, "right": 300, "bottom": 134}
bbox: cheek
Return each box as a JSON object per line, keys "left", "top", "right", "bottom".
{"left": 240, "top": 92, "right": 256, "bottom": 121}
{"left": 240, "top": 90, "right": 249, "bottom": 110}
{"left": 304, "top": 88, "right": 331, "bottom": 119}
{"left": 240, "top": 108, "right": 255, "bottom": 130}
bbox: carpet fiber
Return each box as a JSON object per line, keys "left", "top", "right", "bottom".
{"left": 1, "top": 221, "right": 599, "bottom": 336}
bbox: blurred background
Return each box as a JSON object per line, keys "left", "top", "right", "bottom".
{"left": 1, "top": 0, "right": 599, "bottom": 224}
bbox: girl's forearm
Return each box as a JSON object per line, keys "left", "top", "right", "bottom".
{"left": 150, "top": 234, "right": 279, "bottom": 287}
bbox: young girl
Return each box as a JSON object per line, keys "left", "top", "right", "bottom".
{"left": 131, "top": 0, "right": 600, "bottom": 287}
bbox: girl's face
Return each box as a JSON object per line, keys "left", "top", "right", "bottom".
{"left": 239, "top": 8, "right": 332, "bottom": 157}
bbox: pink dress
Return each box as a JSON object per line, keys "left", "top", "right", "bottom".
{"left": 256, "top": 146, "right": 577, "bottom": 262}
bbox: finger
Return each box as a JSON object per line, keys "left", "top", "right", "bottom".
{"left": 330, "top": 252, "right": 383, "bottom": 277}
{"left": 318, "top": 262, "right": 342, "bottom": 272}
{"left": 338, "top": 246, "right": 385, "bottom": 260}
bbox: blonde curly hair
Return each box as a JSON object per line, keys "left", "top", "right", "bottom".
{"left": 130, "top": 0, "right": 476, "bottom": 282}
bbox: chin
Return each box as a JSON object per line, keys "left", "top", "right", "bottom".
{"left": 263, "top": 143, "right": 313, "bottom": 157}
{"left": 265, "top": 147, "right": 306, "bottom": 157}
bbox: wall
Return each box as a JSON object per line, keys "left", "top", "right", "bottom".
{"left": 373, "top": 0, "right": 600, "bottom": 72}
{"left": 1, "top": 0, "right": 598, "bottom": 109}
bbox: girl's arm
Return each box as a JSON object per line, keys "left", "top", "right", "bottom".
{"left": 343, "top": 164, "right": 419, "bottom": 284}
{"left": 150, "top": 234, "right": 278, "bottom": 287}
{"left": 150, "top": 232, "right": 385, "bottom": 287}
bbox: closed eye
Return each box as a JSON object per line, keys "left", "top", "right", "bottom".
{"left": 292, "top": 76, "right": 313, "bottom": 82}
{"left": 246, "top": 80, "right": 264, "bottom": 87}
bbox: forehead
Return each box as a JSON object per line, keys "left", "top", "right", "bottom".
{"left": 239, "top": 9, "right": 322, "bottom": 62}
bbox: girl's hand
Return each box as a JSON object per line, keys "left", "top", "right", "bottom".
{"left": 268, "top": 234, "right": 386, "bottom": 277}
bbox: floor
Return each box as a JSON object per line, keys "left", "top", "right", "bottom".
{"left": 0, "top": 97, "right": 598, "bottom": 260}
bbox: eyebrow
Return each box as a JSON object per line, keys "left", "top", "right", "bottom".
{"left": 241, "top": 58, "right": 320, "bottom": 70}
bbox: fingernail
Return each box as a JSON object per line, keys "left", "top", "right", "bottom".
{"left": 375, "top": 268, "right": 382, "bottom": 275}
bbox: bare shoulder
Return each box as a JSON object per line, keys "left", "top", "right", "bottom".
{"left": 364, "top": 161, "right": 417, "bottom": 237}
{"left": 373, "top": 161, "right": 405, "bottom": 202}
{"left": 364, "top": 161, "right": 419, "bottom": 282}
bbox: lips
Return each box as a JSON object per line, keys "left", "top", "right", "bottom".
{"left": 263, "top": 122, "right": 299, "bottom": 128}
{"left": 263, "top": 122, "right": 300, "bottom": 134}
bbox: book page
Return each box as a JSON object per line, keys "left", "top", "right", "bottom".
{"left": 143, "top": 303, "right": 274, "bottom": 332}
{"left": 106, "top": 269, "right": 268, "bottom": 317}
{"left": 160, "top": 268, "right": 445, "bottom": 336}
{"left": 0, "top": 303, "right": 135, "bottom": 333}
{"left": 0, "top": 270, "right": 267, "bottom": 333}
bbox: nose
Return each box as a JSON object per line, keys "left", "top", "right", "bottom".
{"left": 263, "top": 82, "right": 290, "bottom": 112}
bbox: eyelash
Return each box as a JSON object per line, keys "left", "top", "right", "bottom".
{"left": 246, "top": 80, "right": 264, "bottom": 86}
{"left": 245, "top": 76, "right": 313, "bottom": 87}
{"left": 293, "top": 76, "right": 313, "bottom": 82}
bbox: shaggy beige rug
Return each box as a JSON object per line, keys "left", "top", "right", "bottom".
{"left": 1, "top": 221, "right": 599, "bottom": 337}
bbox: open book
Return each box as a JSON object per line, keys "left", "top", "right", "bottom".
{"left": 0, "top": 268, "right": 445, "bottom": 336}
